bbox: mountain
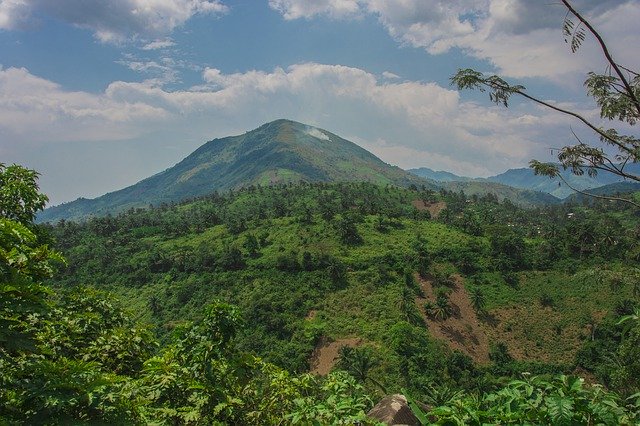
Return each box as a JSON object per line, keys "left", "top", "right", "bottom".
{"left": 408, "top": 164, "right": 640, "bottom": 199}
{"left": 409, "top": 167, "right": 472, "bottom": 183}
{"left": 39, "top": 119, "right": 431, "bottom": 222}
{"left": 563, "top": 181, "right": 640, "bottom": 204}
{"left": 485, "top": 165, "right": 640, "bottom": 199}
{"left": 408, "top": 167, "right": 561, "bottom": 206}
{"left": 441, "top": 181, "right": 561, "bottom": 207}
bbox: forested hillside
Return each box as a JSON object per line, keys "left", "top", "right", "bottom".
{"left": 44, "top": 180, "right": 640, "bottom": 421}
{"left": 3, "top": 163, "right": 640, "bottom": 423}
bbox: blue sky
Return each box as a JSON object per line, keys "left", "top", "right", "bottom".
{"left": 1, "top": 0, "right": 639, "bottom": 205}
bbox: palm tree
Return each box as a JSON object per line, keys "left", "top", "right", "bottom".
{"left": 434, "top": 294, "right": 453, "bottom": 320}
{"left": 469, "top": 287, "right": 486, "bottom": 315}
{"left": 336, "top": 346, "right": 387, "bottom": 393}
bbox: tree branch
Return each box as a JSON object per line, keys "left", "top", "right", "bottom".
{"left": 561, "top": 0, "right": 640, "bottom": 118}
{"left": 508, "top": 86, "right": 636, "bottom": 156}
{"left": 556, "top": 173, "right": 640, "bottom": 208}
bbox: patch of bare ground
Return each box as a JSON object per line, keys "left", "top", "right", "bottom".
{"left": 480, "top": 305, "right": 594, "bottom": 364}
{"left": 412, "top": 200, "right": 447, "bottom": 218}
{"left": 415, "top": 274, "right": 490, "bottom": 364}
{"left": 309, "top": 337, "right": 363, "bottom": 375}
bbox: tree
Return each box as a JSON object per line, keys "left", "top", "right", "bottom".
{"left": 469, "top": 287, "right": 486, "bottom": 315}
{"left": 451, "top": 0, "right": 639, "bottom": 208}
{"left": 0, "top": 165, "right": 62, "bottom": 354}
{"left": 0, "top": 163, "right": 49, "bottom": 224}
{"left": 335, "top": 346, "right": 386, "bottom": 393}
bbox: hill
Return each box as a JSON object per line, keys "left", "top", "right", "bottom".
{"left": 409, "top": 164, "right": 640, "bottom": 199}
{"left": 409, "top": 168, "right": 559, "bottom": 206}
{"left": 45, "top": 181, "right": 640, "bottom": 409}
{"left": 441, "top": 181, "right": 561, "bottom": 207}
{"left": 408, "top": 167, "right": 472, "bottom": 183}
{"left": 39, "top": 119, "right": 430, "bottom": 222}
{"left": 563, "top": 181, "right": 640, "bottom": 204}
{"left": 486, "top": 164, "right": 640, "bottom": 199}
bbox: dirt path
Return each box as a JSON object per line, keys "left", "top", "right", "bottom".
{"left": 309, "top": 337, "right": 362, "bottom": 375}
{"left": 415, "top": 274, "right": 490, "bottom": 364}
{"left": 412, "top": 200, "right": 447, "bottom": 218}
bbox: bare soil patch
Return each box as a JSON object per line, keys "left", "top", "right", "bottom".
{"left": 412, "top": 200, "right": 447, "bottom": 218}
{"left": 309, "top": 337, "right": 363, "bottom": 375}
{"left": 415, "top": 274, "right": 490, "bottom": 364}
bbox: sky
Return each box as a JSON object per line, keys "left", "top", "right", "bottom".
{"left": 1, "top": 0, "right": 639, "bottom": 205}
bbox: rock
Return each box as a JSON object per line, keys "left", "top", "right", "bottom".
{"left": 367, "top": 394, "right": 421, "bottom": 425}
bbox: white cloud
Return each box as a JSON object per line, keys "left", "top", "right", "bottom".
{"left": 116, "top": 55, "right": 184, "bottom": 85}
{"left": 1, "top": 62, "right": 574, "bottom": 183}
{"left": 0, "top": 66, "right": 167, "bottom": 143}
{"left": 0, "top": 0, "right": 228, "bottom": 43}
{"left": 268, "top": 0, "right": 360, "bottom": 20}
{"left": 0, "top": 0, "right": 31, "bottom": 30}
{"left": 142, "top": 38, "right": 176, "bottom": 50}
{"left": 269, "top": 0, "right": 640, "bottom": 80}
{"left": 381, "top": 71, "right": 400, "bottom": 79}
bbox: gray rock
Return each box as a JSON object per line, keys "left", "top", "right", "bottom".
{"left": 367, "top": 394, "right": 422, "bottom": 426}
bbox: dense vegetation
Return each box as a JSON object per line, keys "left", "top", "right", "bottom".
{"left": 3, "top": 163, "right": 640, "bottom": 424}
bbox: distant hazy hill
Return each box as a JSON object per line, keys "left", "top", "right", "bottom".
{"left": 39, "top": 119, "right": 431, "bottom": 222}
{"left": 563, "top": 181, "right": 640, "bottom": 204}
{"left": 409, "top": 167, "right": 472, "bottom": 183}
{"left": 409, "top": 167, "right": 561, "bottom": 206}
{"left": 441, "top": 181, "right": 561, "bottom": 207}
{"left": 485, "top": 165, "right": 640, "bottom": 199}
{"left": 410, "top": 164, "right": 640, "bottom": 199}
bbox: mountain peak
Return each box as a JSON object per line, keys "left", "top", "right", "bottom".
{"left": 39, "top": 120, "right": 430, "bottom": 222}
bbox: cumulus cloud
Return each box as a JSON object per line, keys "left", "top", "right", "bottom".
{"left": 0, "top": 66, "right": 167, "bottom": 143}
{"left": 1, "top": 62, "right": 576, "bottom": 181}
{"left": 269, "top": 0, "right": 640, "bottom": 80}
{"left": 0, "top": 0, "right": 227, "bottom": 43}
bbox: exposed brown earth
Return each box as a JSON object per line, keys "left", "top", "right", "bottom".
{"left": 415, "top": 274, "right": 490, "bottom": 364}
{"left": 309, "top": 337, "right": 363, "bottom": 375}
{"left": 412, "top": 200, "right": 447, "bottom": 218}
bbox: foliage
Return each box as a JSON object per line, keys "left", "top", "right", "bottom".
{"left": 2, "top": 165, "right": 386, "bottom": 425}
{"left": 0, "top": 163, "right": 49, "bottom": 224}
{"left": 422, "top": 374, "right": 639, "bottom": 425}
{"left": 452, "top": 0, "right": 640, "bottom": 207}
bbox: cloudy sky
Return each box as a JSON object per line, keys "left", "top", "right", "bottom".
{"left": 1, "top": 0, "right": 639, "bottom": 205}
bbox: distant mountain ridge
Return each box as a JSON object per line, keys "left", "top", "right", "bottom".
{"left": 441, "top": 181, "right": 561, "bottom": 207}
{"left": 409, "top": 167, "right": 473, "bottom": 183}
{"left": 39, "top": 119, "right": 431, "bottom": 222}
{"left": 409, "top": 164, "right": 640, "bottom": 199}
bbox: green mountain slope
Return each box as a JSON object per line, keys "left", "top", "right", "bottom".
{"left": 39, "top": 119, "right": 431, "bottom": 222}
{"left": 47, "top": 182, "right": 640, "bottom": 399}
